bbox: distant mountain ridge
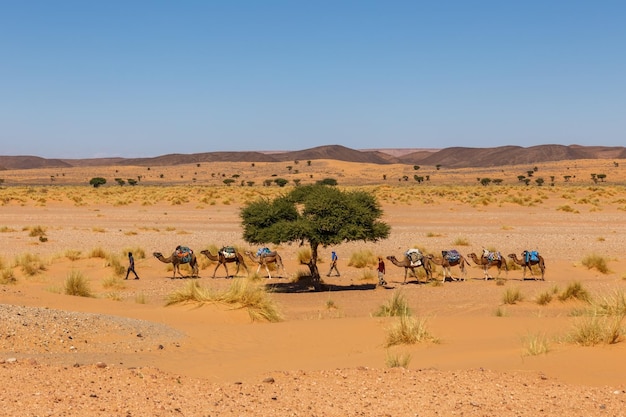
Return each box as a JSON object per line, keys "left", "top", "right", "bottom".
{"left": 1, "top": 144, "right": 625, "bottom": 171}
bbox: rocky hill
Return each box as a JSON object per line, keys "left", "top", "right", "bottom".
{"left": 1, "top": 144, "right": 625, "bottom": 170}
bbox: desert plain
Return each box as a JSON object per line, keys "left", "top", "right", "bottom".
{"left": 1, "top": 158, "right": 626, "bottom": 416}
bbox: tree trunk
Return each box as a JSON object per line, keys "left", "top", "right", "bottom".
{"left": 308, "top": 242, "right": 321, "bottom": 291}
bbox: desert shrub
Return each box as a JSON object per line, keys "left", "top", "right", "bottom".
{"left": 494, "top": 307, "right": 508, "bottom": 317}
{"left": 296, "top": 247, "right": 313, "bottom": 264}
{"left": 166, "top": 279, "right": 282, "bottom": 322}
{"left": 1, "top": 268, "right": 16, "bottom": 285}
{"left": 121, "top": 247, "right": 146, "bottom": 259}
{"left": 103, "top": 292, "right": 122, "bottom": 301}
{"left": 15, "top": 253, "right": 47, "bottom": 276}
{"left": 292, "top": 269, "right": 314, "bottom": 286}
{"left": 385, "top": 315, "right": 437, "bottom": 347}
{"left": 64, "top": 249, "right": 82, "bottom": 261}
{"left": 558, "top": 282, "right": 591, "bottom": 303}
{"left": 581, "top": 253, "right": 610, "bottom": 274}
{"left": 567, "top": 315, "right": 623, "bottom": 346}
{"left": 591, "top": 290, "right": 626, "bottom": 317}
{"left": 502, "top": 287, "right": 523, "bottom": 304}
{"left": 360, "top": 269, "right": 376, "bottom": 281}
{"left": 452, "top": 237, "right": 470, "bottom": 246}
{"left": 27, "top": 225, "right": 47, "bottom": 237}
{"left": 101, "top": 276, "right": 126, "bottom": 290}
{"left": 522, "top": 332, "right": 550, "bottom": 356}
{"left": 104, "top": 253, "right": 126, "bottom": 276}
{"left": 535, "top": 291, "right": 553, "bottom": 305}
{"left": 0, "top": 226, "right": 17, "bottom": 232}
{"left": 374, "top": 290, "right": 411, "bottom": 317}
{"left": 326, "top": 298, "right": 337, "bottom": 310}
{"left": 135, "top": 292, "right": 147, "bottom": 304}
{"left": 385, "top": 350, "right": 412, "bottom": 368}
{"left": 348, "top": 249, "right": 377, "bottom": 268}
{"left": 64, "top": 270, "right": 93, "bottom": 297}
{"left": 557, "top": 205, "right": 579, "bottom": 213}
{"left": 89, "top": 247, "right": 108, "bottom": 258}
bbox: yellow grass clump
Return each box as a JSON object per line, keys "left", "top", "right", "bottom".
{"left": 348, "top": 249, "right": 377, "bottom": 268}
{"left": 64, "top": 270, "right": 93, "bottom": 297}
{"left": 581, "top": 253, "right": 610, "bottom": 274}
{"left": 166, "top": 279, "right": 282, "bottom": 322}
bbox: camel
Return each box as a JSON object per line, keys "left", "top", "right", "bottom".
{"left": 508, "top": 251, "right": 545, "bottom": 280}
{"left": 467, "top": 251, "right": 508, "bottom": 280}
{"left": 386, "top": 254, "right": 432, "bottom": 284}
{"left": 153, "top": 249, "right": 199, "bottom": 279}
{"left": 244, "top": 250, "right": 286, "bottom": 279}
{"left": 200, "top": 248, "right": 249, "bottom": 278}
{"left": 427, "top": 250, "right": 469, "bottom": 282}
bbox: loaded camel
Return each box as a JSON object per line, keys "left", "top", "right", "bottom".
{"left": 153, "top": 248, "right": 199, "bottom": 279}
{"left": 386, "top": 253, "right": 433, "bottom": 284}
{"left": 508, "top": 251, "right": 545, "bottom": 280}
{"left": 200, "top": 248, "right": 249, "bottom": 278}
{"left": 427, "top": 250, "right": 469, "bottom": 282}
{"left": 244, "top": 250, "right": 286, "bottom": 279}
{"left": 467, "top": 250, "right": 508, "bottom": 280}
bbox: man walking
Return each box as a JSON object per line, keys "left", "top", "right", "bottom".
{"left": 125, "top": 252, "right": 140, "bottom": 280}
{"left": 326, "top": 251, "right": 340, "bottom": 277}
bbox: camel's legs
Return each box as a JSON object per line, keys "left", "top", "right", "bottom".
{"left": 213, "top": 262, "right": 230, "bottom": 278}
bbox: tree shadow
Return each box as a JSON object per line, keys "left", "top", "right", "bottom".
{"left": 266, "top": 280, "right": 377, "bottom": 293}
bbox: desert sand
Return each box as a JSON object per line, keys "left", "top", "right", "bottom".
{"left": 1, "top": 159, "right": 626, "bottom": 416}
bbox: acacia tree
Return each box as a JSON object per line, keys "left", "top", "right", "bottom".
{"left": 240, "top": 184, "right": 390, "bottom": 289}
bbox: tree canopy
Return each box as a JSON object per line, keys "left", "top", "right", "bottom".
{"left": 240, "top": 184, "right": 390, "bottom": 288}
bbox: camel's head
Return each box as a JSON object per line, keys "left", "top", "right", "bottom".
{"left": 199, "top": 249, "right": 209, "bottom": 255}
{"left": 507, "top": 253, "right": 516, "bottom": 259}
{"left": 385, "top": 255, "right": 395, "bottom": 261}
{"left": 152, "top": 252, "right": 162, "bottom": 258}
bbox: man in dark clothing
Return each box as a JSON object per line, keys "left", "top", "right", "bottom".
{"left": 125, "top": 252, "right": 140, "bottom": 280}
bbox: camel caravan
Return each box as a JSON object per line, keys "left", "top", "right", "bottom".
{"left": 386, "top": 247, "right": 545, "bottom": 284}
{"left": 153, "top": 245, "right": 287, "bottom": 280}
{"left": 153, "top": 245, "right": 545, "bottom": 283}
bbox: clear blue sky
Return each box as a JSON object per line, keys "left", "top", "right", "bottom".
{"left": 1, "top": 1, "right": 625, "bottom": 158}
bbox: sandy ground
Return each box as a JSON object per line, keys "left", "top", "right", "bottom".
{"left": 1, "top": 174, "right": 626, "bottom": 415}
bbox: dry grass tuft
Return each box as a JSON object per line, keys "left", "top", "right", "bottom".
{"left": 567, "top": 315, "right": 624, "bottom": 346}
{"left": 535, "top": 291, "right": 553, "bottom": 305}
{"left": 348, "top": 249, "right": 377, "bottom": 268}
{"left": 452, "top": 237, "right": 470, "bottom": 246}
{"left": 581, "top": 253, "right": 610, "bottom": 274}
{"left": 64, "top": 270, "right": 93, "bottom": 297}
{"left": 591, "top": 290, "right": 626, "bottom": 317}
{"left": 102, "top": 276, "right": 126, "bottom": 290}
{"left": 1, "top": 268, "right": 17, "bottom": 285}
{"left": 522, "top": 332, "right": 550, "bottom": 356}
{"left": 166, "top": 279, "right": 282, "bottom": 322}
{"left": 385, "top": 314, "right": 438, "bottom": 347}
{"left": 89, "top": 247, "right": 108, "bottom": 258}
{"left": 15, "top": 253, "right": 47, "bottom": 276}
{"left": 502, "top": 287, "right": 524, "bottom": 304}
{"left": 64, "top": 249, "right": 82, "bottom": 261}
{"left": 558, "top": 282, "right": 591, "bottom": 303}
{"left": 374, "top": 290, "right": 411, "bottom": 317}
{"left": 385, "top": 350, "right": 412, "bottom": 368}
